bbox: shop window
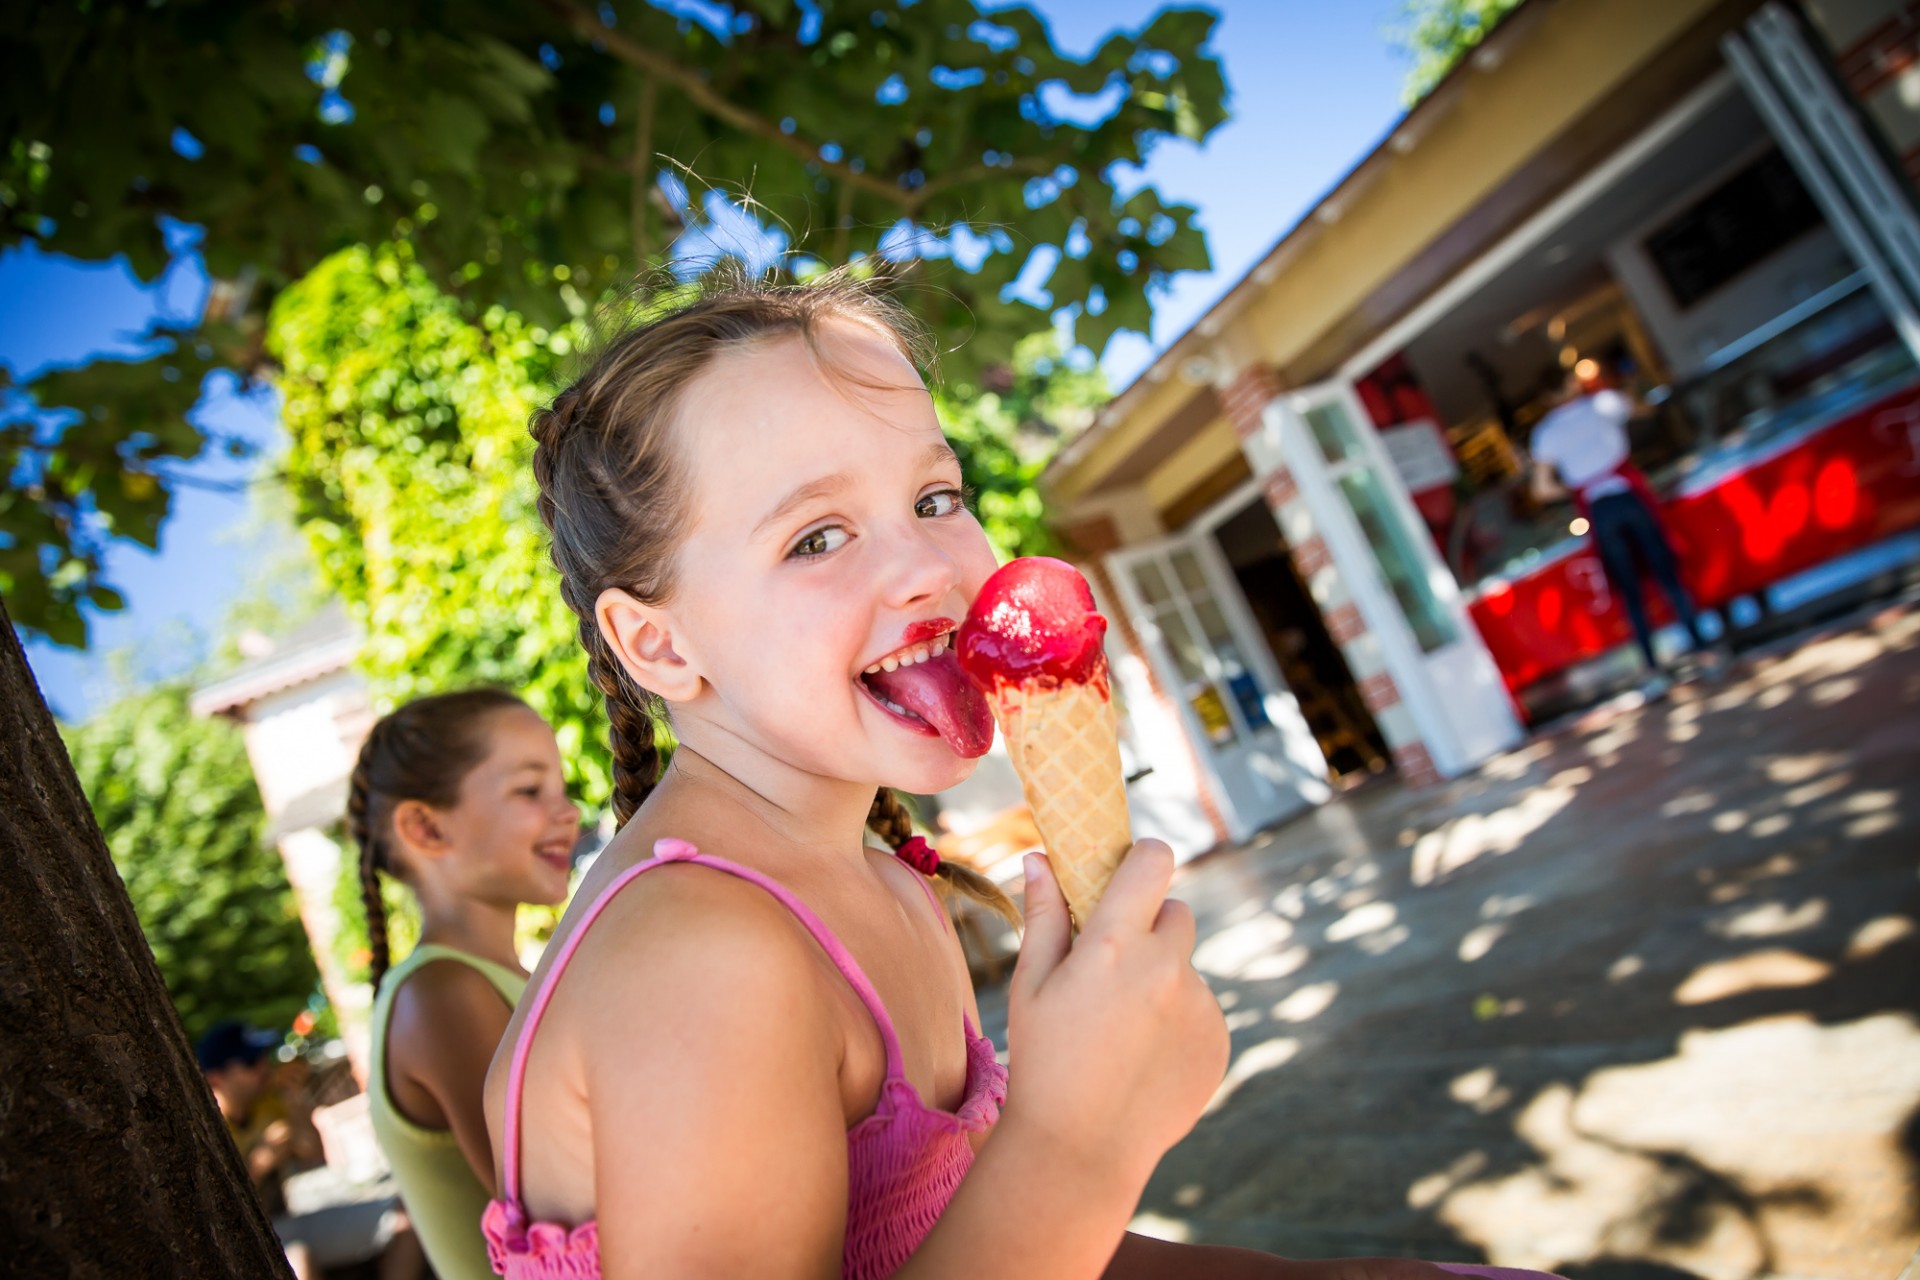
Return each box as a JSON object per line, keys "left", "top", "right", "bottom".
{"left": 1305, "top": 401, "right": 1365, "bottom": 463}
{"left": 1336, "top": 467, "right": 1459, "bottom": 653}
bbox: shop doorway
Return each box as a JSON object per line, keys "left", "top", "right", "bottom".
{"left": 1107, "top": 529, "right": 1330, "bottom": 841}
{"left": 1212, "top": 498, "right": 1391, "bottom": 784}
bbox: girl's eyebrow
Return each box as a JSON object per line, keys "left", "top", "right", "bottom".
{"left": 754, "top": 471, "right": 853, "bottom": 539}
{"left": 753, "top": 442, "right": 961, "bottom": 540}
{"left": 923, "top": 440, "right": 961, "bottom": 471}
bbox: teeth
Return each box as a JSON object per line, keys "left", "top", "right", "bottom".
{"left": 862, "top": 635, "right": 950, "bottom": 676}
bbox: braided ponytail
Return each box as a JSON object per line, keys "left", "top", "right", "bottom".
{"left": 583, "top": 623, "right": 663, "bottom": 828}
{"left": 867, "top": 788, "right": 1020, "bottom": 927}
{"left": 347, "top": 756, "right": 393, "bottom": 991}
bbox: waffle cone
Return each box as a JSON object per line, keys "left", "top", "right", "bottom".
{"left": 991, "top": 678, "right": 1132, "bottom": 928}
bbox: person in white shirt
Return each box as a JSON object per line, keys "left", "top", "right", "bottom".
{"left": 1530, "top": 372, "right": 1717, "bottom": 687}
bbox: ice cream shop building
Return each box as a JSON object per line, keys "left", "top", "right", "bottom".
{"left": 1044, "top": 0, "right": 1920, "bottom": 851}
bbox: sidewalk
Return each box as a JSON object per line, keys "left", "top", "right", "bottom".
{"left": 978, "top": 601, "right": 1920, "bottom": 1280}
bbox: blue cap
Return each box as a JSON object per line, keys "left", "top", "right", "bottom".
{"left": 195, "top": 1020, "right": 281, "bottom": 1071}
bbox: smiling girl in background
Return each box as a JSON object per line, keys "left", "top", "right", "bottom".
{"left": 350, "top": 689, "right": 580, "bottom": 1280}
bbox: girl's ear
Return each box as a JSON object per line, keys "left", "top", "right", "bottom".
{"left": 597, "top": 587, "right": 702, "bottom": 703}
{"left": 391, "top": 799, "right": 452, "bottom": 863}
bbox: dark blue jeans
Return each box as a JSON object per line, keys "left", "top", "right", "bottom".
{"left": 1588, "top": 490, "right": 1705, "bottom": 670}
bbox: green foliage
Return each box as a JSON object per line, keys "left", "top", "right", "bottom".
{"left": 1392, "top": 0, "right": 1524, "bottom": 105}
{"left": 268, "top": 242, "right": 613, "bottom": 807}
{"left": 60, "top": 682, "right": 319, "bottom": 1045}
{"left": 327, "top": 838, "right": 421, "bottom": 987}
{"left": 936, "top": 332, "right": 1108, "bottom": 561}
{"left": 2, "top": 0, "right": 1227, "bottom": 644}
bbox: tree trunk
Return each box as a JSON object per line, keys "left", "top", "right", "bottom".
{"left": 0, "top": 599, "right": 293, "bottom": 1278}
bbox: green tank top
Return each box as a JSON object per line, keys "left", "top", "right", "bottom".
{"left": 369, "top": 944, "right": 526, "bottom": 1280}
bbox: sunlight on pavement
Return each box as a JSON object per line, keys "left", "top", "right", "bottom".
{"left": 1430, "top": 1013, "right": 1920, "bottom": 1277}
{"left": 1458, "top": 923, "right": 1506, "bottom": 961}
{"left": 1674, "top": 949, "right": 1834, "bottom": 1004}
{"left": 1204, "top": 1036, "right": 1301, "bottom": 1116}
{"left": 1708, "top": 897, "right": 1828, "bottom": 939}
{"left": 1325, "top": 901, "right": 1397, "bottom": 942}
{"left": 1846, "top": 915, "right": 1915, "bottom": 958}
{"left": 1448, "top": 1066, "right": 1513, "bottom": 1115}
{"left": 1192, "top": 915, "right": 1294, "bottom": 978}
{"left": 1411, "top": 781, "right": 1578, "bottom": 886}
{"left": 1269, "top": 981, "right": 1338, "bottom": 1023}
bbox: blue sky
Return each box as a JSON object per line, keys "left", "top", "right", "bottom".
{"left": 5, "top": 0, "right": 1410, "bottom": 721}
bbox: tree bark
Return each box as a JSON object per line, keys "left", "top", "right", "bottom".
{"left": 0, "top": 598, "right": 293, "bottom": 1277}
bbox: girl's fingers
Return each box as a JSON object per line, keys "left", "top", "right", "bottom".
{"left": 1084, "top": 840, "right": 1176, "bottom": 941}
{"left": 1012, "top": 852, "right": 1071, "bottom": 998}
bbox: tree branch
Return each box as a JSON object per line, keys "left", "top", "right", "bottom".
{"left": 632, "top": 75, "right": 657, "bottom": 270}
{"left": 914, "top": 156, "right": 1057, "bottom": 205}
{"left": 537, "top": 0, "right": 909, "bottom": 210}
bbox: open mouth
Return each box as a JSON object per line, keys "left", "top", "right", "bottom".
{"left": 859, "top": 630, "right": 952, "bottom": 726}
{"left": 534, "top": 846, "right": 573, "bottom": 874}
{"left": 855, "top": 626, "right": 993, "bottom": 757}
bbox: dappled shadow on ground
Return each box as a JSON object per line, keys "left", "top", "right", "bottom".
{"left": 978, "top": 604, "right": 1920, "bottom": 1280}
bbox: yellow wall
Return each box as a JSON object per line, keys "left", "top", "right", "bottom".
{"left": 1143, "top": 416, "right": 1241, "bottom": 514}
{"left": 1054, "top": 370, "right": 1197, "bottom": 506}
{"left": 1054, "top": 0, "right": 1729, "bottom": 507}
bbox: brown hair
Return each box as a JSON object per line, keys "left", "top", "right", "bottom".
{"left": 531, "top": 273, "right": 1017, "bottom": 926}
{"left": 346, "top": 687, "right": 532, "bottom": 989}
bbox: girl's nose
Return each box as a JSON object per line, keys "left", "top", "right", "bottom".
{"left": 885, "top": 520, "right": 959, "bottom": 610}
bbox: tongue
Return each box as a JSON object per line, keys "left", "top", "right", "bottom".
{"left": 864, "top": 652, "right": 995, "bottom": 758}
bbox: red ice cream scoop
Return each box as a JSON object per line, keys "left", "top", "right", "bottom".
{"left": 955, "top": 557, "right": 1130, "bottom": 926}
{"left": 955, "top": 557, "right": 1110, "bottom": 694}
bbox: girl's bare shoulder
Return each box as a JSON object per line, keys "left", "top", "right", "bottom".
{"left": 553, "top": 853, "right": 840, "bottom": 1050}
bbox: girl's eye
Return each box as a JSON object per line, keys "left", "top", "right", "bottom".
{"left": 789, "top": 525, "right": 850, "bottom": 559}
{"left": 517, "top": 786, "right": 543, "bottom": 799}
{"left": 916, "top": 488, "right": 968, "bottom": 519}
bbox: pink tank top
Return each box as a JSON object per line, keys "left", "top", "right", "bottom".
{"left": 482, "top": 838, "right": 1008, "bottom": 1279}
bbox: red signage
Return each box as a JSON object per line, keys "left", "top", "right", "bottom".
{"left": 1469, "top": 381, "right": 1920, "bottom": 700}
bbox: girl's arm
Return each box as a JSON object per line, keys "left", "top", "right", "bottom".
{"left": 1102, "top": 1234, "right": 1464, "bottom": 1280}
{"left": 385, "top": 960, "right": 516, "bottom": 1194}
{"left": 581, "top": 875, "right": 853, "bottom": 1279}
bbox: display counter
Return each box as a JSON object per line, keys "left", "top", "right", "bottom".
{"left": 1465, "top": 284, "right": 1920, "bottom": 702}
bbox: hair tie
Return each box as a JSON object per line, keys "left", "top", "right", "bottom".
{"left": 894, "top": 835, "right": 940, "bottom": 877}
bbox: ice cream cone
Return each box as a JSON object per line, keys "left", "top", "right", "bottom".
{"left": 990, "top": 677, "right": 1132, "bottom": 928}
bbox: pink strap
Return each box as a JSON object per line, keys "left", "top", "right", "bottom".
{"left": 897, "top": 852, "right": 946, "bottom": 921}
{"left": 500, "top": 838, "right": 905, "bottom": 1205}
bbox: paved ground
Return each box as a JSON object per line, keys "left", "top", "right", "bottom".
{"left": 978, "top": 601, "right": 1920, "bottom": 1280}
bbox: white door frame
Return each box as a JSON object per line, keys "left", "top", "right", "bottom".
{"left": 1269, "top": 381, "right": 1523, "bottom": 777}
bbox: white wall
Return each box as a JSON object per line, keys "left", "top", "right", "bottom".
{"left": 239, "top": 668, "right": 371, "bottom": 816}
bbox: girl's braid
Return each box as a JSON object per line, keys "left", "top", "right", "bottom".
{"left": 346, "top": 748, "right": 393, "bottom": 991}
{"left": 868, "top": 788, "right": 1020, "bottom": 927}
{"left": 583, "top": 621, "right": 662, "bottom": 828}
{"left": 533, "top": 388, "right": 666, "bottom": 828}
